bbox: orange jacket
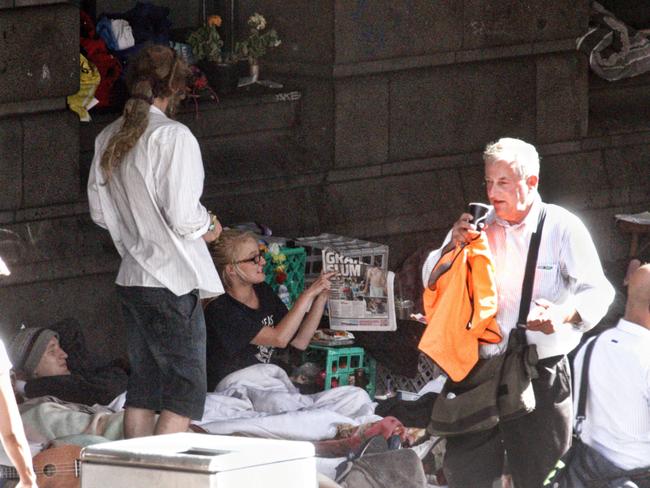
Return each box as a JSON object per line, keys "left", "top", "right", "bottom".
{"left": 419, "top": 233, "right": 502, "bottom": 381}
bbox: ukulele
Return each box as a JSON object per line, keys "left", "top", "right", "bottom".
{"left": 0, "top": 444, "right": 82, "bottom": 488}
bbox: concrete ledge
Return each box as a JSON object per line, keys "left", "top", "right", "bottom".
{"left": 204, "top": 170, "right": 323, "bottom": 197}
{"left": 0, "top": 97, "right": 65, "bottom": 118}
{"left": 13, "top": 0, "right": 68, "bottom": 6}
{"left": 266, "top": 39, "right": 578, "bottom": 78}
{"left": 79, "top": 89, "right": 302, "bottom": 152}
{"left": 0, "top": 254, "right": 119, "bottom": 287}
{"left": 0, "top": 202, "right": 89, "bottom": 225}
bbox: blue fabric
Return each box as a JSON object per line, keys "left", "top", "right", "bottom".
{"left": 96, "top": 16, "right": 118, "bottom": 51}
{"left": 108, "top": 1, "right": 171, "bottom": 46}
{"left": 98, "top": 1, "right": 172, "bottom": 79}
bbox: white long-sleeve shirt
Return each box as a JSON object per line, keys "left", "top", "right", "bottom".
{"left": 88, "top": 105, "right": 223, "bottom": 298}
{"left": 422, "top": 195, "right": 614, "bottom": 359}
{"left": 573, "top": 319, "right": 650, "bottom": 470}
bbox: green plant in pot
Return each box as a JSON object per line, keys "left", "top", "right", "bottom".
{"left": 187, "top": 16, "right": 239, "bottom": 95}
{"left": 235, "top": 13, "right": 281, "bottom": 82}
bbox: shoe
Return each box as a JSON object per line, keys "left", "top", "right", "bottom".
{"left": 387, "top": 434, "right": 402, "bottom": 450}
{"left": 351, "top": 435, "right": 388, "bottom": 460}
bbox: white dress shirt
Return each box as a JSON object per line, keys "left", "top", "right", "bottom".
{"left": 88, "top": 105, "right": 223, "bottom": 298}
{"left": 573, "top": 320, "right": 650, "bottom": 470}
{"left": 422, "top": 195, "right": 614, "bottom": 359}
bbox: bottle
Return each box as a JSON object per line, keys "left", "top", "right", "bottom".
{"left": 316, "top": 370, "right": 326, "bottom": 390}
{"left": 277, "top": 284, "right": 291, "bottom": 308}
{"left": 354, "top": 368, "right": 369, "bottom": 391}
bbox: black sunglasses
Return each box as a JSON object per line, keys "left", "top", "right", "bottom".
{"left": 235, "top": 251, "right": 266, "bottom": 265}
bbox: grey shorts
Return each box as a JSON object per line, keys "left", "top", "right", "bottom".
{"left": 117, "top": 285, "right": 206, "bottom": 420}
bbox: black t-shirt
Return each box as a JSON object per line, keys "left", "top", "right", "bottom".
{"left": 205, "top": 282, "right": 288, "bottom": 390}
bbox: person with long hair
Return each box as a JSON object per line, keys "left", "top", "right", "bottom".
{"left": 205, "top": 230, "right": 334, "bottom": 390}
{"left": 88, "top": 45, "right": 223, "bottom": 438}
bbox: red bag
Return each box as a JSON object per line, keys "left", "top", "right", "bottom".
{"left": 80, "top": 11, "right": 122, "bottom": 108}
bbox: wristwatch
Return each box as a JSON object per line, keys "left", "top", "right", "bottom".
{"left": 208, "top": 212, "right": 217, "bottom": 232}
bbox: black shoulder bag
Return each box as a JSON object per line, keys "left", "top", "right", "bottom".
{"left": 545, "top": 336, "right": 650, "bottom": 488}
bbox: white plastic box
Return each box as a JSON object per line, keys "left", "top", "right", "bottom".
{"left": 81, "top": 433, "right": 317, "bottom": 488}
{"left": 294, "top": 233, "right": 389, "bottom": 284}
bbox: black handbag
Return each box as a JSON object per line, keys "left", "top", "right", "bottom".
{"left": 428, "top": 207, "right": 545, "bottom": 437}
{"left": 544, "top": 336, "right": 650, "bottom": 488}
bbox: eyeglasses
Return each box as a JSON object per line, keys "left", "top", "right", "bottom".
{"left": 235, "top": 252, "right": 266, "bottom": 265}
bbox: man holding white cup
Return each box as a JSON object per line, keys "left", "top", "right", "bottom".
{"left": 421, "top": 137, "right": 615, "bottom": 488}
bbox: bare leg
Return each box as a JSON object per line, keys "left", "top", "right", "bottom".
{"left": 154, "top": 409, "right": 191, "bottom": 435}
{"left": 124, "top": 407, "right": 156, "bottom": 439}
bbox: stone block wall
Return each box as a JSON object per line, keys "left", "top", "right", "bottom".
{"left": 0, "top": 3, "right": 78, "bottom": 106}
{"left": 0, "top": 3, "right": 79, "bottom": 211}
{"left": 241, "top": 0, "right": 608, "bottom": 268}
{"left": 0, "top": 2, "right": 98, "bottom": 351}
{"left": 1, "top": 0, "right": 650, "bottom": 359}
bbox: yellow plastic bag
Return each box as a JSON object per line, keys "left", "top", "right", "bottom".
{"left": 67, "top": 54, "right": 101, "bottom": 122}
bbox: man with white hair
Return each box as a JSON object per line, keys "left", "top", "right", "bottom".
{"left": 422, "top": 137, "right": 615, "bottom": 488}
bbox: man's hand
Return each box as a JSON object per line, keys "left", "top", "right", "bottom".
{"left": 202, "top": 216, "right": 222, "bottom": 243}
{"left": 526, "top": 298, "right": 578, "bottom": 335}
{"left": 451, "top": 212, "right": 481, "bottom": 247}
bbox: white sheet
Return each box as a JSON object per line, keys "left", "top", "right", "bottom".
{"left": 18, "top": 364, "right": 380, "bottom": 446}
{"left": 196, "top": 364, "right": 381, "bottom": 440}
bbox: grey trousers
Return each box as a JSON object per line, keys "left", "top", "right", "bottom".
{"left": 444, "top": 355, "right": 573, "bottom": 488}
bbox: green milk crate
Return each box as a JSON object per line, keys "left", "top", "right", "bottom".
{"left": 303, "top": 344, "right": 376, "bottom": 399}
{"left": 263, "top": 246, "right": 306, "bottom": 308}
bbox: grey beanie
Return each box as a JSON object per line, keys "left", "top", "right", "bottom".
{"left": 8, "top": 327, "right": 58, "bottom": 376}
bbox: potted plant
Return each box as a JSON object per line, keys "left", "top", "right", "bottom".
{"left": 187, "top": 15, "right": 239, "bottom": 94}
{"left": 235, "top": 13, "right": 281, "bottom": 81}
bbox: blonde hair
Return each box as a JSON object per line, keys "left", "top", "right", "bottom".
{"left": 100, "top": 45, "right": 191, "bottom": 180}
{"left": 210, "top": 229, "right": 258, "bottom": 289}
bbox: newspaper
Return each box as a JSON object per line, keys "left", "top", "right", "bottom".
{"left": 322, "top": 247, "right": 396, "bottom": 331}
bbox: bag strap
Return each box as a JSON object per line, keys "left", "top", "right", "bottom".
{"left": 575, "top": 335, "right": 600, "bottom": 437}
{"left": 517, "top": 205, "right": 547, "bottom": 327}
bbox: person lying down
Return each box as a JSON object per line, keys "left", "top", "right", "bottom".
{"left": 8, "top": 319, "right": 128, "bottom": 407}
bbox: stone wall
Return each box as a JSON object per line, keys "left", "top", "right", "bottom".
{"left": 1, "top": 1, "right": 649, "bottom": 358}
{"left": 0, "top": 1, "right": 310, "bottom": 358}
{"left": 0, "top": 2, "right": 93, "bottom": 349}
{"left": 247, "top": 0, "right": 648, "bottom": 275}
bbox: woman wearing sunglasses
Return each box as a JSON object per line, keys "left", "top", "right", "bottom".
{"left": 205, "top": 229, "right": 335, "bottom": 390}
